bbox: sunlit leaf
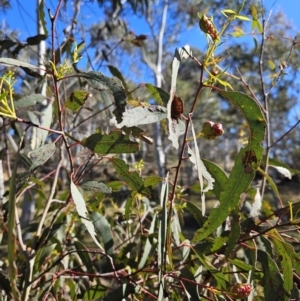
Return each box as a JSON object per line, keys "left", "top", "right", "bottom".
{"left": 181, "top": 267, "right": 202, "bottom": 301}
{"left": 167, "top": 45, "right": 191, "bottom": 149}
{"left": 268, "top": 60, "right": 276, "bottom": 70}
{"left": 269, "top": 165, "right": 292, "bottom": 179}
{"left": 112, "top": 158, "right": 149, "bottom": 195}
{"left": 145, "top": 84, "right": 170, "bottom": 106}
{"left": 81, "top": 131, "right": 139, "bottom": 154}
{"left": 65, "top": 90, "right": 90, "bottom": 112}
{"left": 144, "top": 176, "right": 162, "bottom": 187}
{"left": 225, "top": 213, "right": 240, "bottom": 257}
{"left": 202, "top": 159, "right": 228, "bottom": 199}
{"left": 70, "top": 181, "right": 104, "bottom": 251}
{"left": 194, "top": 251, "right": 229, "bottom": 289}
{"left": 235, "top": 15, "right": 251, "bottom": 21}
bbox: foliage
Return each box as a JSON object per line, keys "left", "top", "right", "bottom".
{"left": 0, "top": 1, "right": 300, "bottom": 301}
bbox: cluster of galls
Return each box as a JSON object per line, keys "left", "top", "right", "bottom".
{"left": 199, "top": 14, "right": 219, "bottom": 41}
{"left": 227, "top": 283, "right": 252, "bottom": 299}
{"left": 201, "top": 121, "right": 224, "bottom": 140}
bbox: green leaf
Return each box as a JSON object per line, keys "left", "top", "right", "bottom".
{"left": 81, "top": 181, "right": 112, "bottom": 193}
{"left": 14, "top": 94, "right": 46, "bottom": 109}
{"left": 181, "top": 267, "right": 202, "bottom": 301}
{"left": 185, "top": 202, "right": 206, "bottom": 228}
{"left": 34, "top": 244, "right": 57, "bottom": 274}
{"left": 138, "top": 213, "right": 157, "bottom": 269}
{"left": 168, "top": 45, "right": 191, "bottom": 149}
{"left": 65, "top": 90, "right": 89, "bottom": 112}
{"left": 269, "top": 229, "right": 293, "bottom": 294}
{"left": 257, "top": 250, "right": 285, "bottom": 301}
{"left": 77, "top": 71, "right": 127, "bottom": 122}
{"left": 229, "top": 258, "right": 252, "bottom": 271}
{"left": 194, "top": 251, "right": 229, "bottom": 289}
{"left": 202, "top": 159, "right": 228, "bottom": 199}
{"left": 222, "top": 9, "right": 236, "bottom": 14}
{"left": 81, "top": 131, "right": 139, "bottom": 154}
{"left": 225, "top": 212, "right": 241, "bottom": 257}
{"left": 90, "top": 212, "right": 114, "bottom": 256}
{"left": 84, "top": 286, "right": 106, "bottom": 300}
{"left": 112, "top": 158, "right": 149, "bottom": 195}
{"left": 235, "top": 15, "right": 251, "bottom": 21}
{"left": 193, "top": 91, "right": 266, "bottom": 242}
{"left": 74, "top": 240, "right": 94, "bottom": 272}
{"left": 70, "top": 181, "right": 104, "bottom": 251}
{"left": 144, "top": 176, "right": 162, "bottom": 188}
{"left": 106, "top": 181, "right": 125, "bottom": 191}
{"left": 145, "top": 84, "right": 170, "bottom": 106}
{"left": 268, "top": 60, "right": 276, "bottom": 70}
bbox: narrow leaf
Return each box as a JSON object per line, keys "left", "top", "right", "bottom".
{"left": 269, "top": 229, "right": 293, "bottom": 294}
{"left": 202, "top": 159, "right": 228, "bottom": 199}
{"left": 90, "top": 212, "right": 114, "bottom": 256}
{"left": 112, "top": 158, "right": 149, "bottom": 194}
{"left": 167, "top": 45, "right": 191, "bottom": 149}
{"left": 145, "top": 84, "right": 170, "bottom": 106}
{"left": 138, "top": 213, "right": 157, "bottom": 269}
{"left": 193, "top": 91, "right": 265, "bottom": 242}
{"left": 70, "top": 181, "right": 104, "bottom": 251}
{"left": 257, "top": 250, "right": 285, "bottom": 301}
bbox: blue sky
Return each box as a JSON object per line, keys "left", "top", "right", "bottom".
{"left": 2, "top": 0, "right": 300, "bottom": 43}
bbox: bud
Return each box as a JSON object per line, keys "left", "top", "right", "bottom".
{"left": 227, "top": 283, "right": 252, "bottom": 299}
{"left": 199, "top": 14, "right": 219, "bottom": 41}
{"left": 201, "top": 121, "right": 224, "bottom": 140}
